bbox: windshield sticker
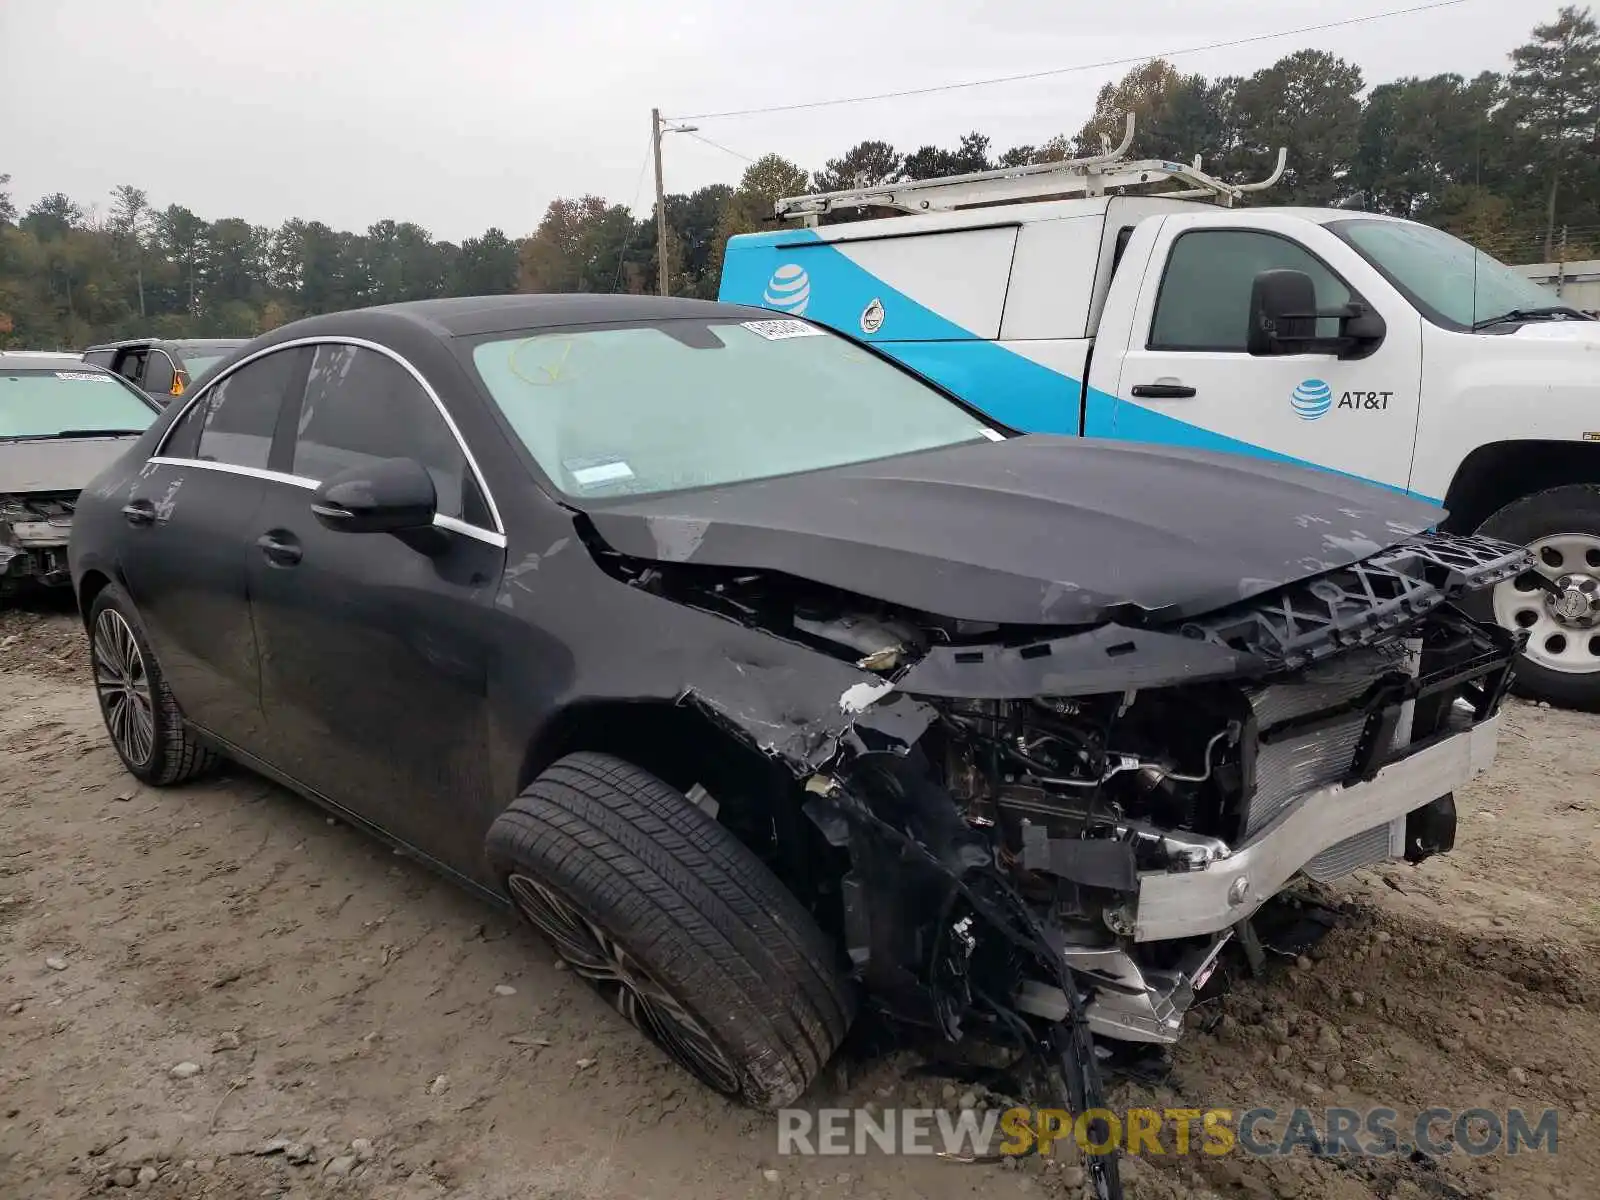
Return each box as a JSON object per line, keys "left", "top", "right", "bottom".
{"left": 741, "top": 319, "right": 824, "bottom": 341}
{"left": 567, "top": 458, "right": 635, "bottom": 488}
{"left": 55, "top": 371, "right": 113, "bottom": 382}
{"left": 979, "top": 428, "right": 1005, "bottom": 442}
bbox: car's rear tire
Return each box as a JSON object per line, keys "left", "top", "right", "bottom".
{"left": 485, "top": 752, "right": 855, "bottom": 1110}
{"left": 87, "top": 583, "right": 219, "bottom": 784}
{"left": 1472, "top": 484, "right": 1600, "bottom": 713}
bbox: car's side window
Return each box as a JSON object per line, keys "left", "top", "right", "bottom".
{"left": 113, "top": 349, "right": 147, "bottom": 384}
{"left": 292, "top": 343, "right": 482, "bottom": 523}
{"left": 193, "top": 349, "right": 302, "bottom": 470}
{"left": 1149, "top": 229, "right": 1352, "bottom": 352}
{"left": 161, "top": 395, "right": 210, "bottom": 460}
{"left": 83, "top": 350, "right": 115, "bottom": 369}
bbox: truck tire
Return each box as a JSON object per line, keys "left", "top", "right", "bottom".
{"left": 87, "top": 584, "right": 219, "bottom": 785}
{"left": 1473, "top": 484, "right": 1600, "bottom": 713}
{"left": 485, "top": 752, "right": 855, "bottom": 1110}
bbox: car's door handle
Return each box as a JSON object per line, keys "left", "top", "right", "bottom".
{"left": 121, "top": 500, "right": 156, "bottom": 527}
{"left": 1130, "top": 383, "right": 1197, "bottom": 399}
{"left": 255, "top": 531, "right": 303, "bottom": 567}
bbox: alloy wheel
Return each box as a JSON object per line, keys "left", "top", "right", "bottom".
{"left": 1493, "top": 533, "right": 1600, "bottom": 676}
{"left": 506, "top": 872, "right": 741, "bottom": 1095}
{"left": 92, "top": 608, "right": 156, "bottom": 766}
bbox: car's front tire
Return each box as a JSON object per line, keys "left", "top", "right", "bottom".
{"left": 486, "top": 752, "right": 855, "bottom": 1110}
{"left": 87, "top": 583, "right": 219, "bottom": 784}
{"left": 1475, "top": 484, "right": 1600, "bottom": 713}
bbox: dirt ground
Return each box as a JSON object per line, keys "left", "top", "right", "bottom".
{"left": 3, "top": 600, "right": 1598, "bottom": 1200}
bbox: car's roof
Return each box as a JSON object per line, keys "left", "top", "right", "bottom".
{"left": 277, "top": 294, "right": 775, "bottom": 341}
{"left": 0, "top": 351, "right": 103, "bottom": 371}
{"left": 83, "top": 337, "right": 248, "bottom": 353}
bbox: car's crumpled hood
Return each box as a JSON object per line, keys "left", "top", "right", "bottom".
{"left": 0, "top": 436, "right": 139, "bottom": 495}
{"left": 583, "top": 435, "right": 1447, "bottom": 626}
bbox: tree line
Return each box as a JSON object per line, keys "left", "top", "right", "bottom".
{"left": 2, "top": 6, "right": 1596, "bottom": 349}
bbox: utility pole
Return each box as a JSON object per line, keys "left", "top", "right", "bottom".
{"left": 651, "top": 109, "right": 698, "bottom": 297}
{"left": 652, "top": 108, "right": 668, "bottom": 297}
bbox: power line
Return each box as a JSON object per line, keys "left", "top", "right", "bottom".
{"left": 668, "top": 0, "right": 1478, "bottom": 122}
{"left": 683, "top": 131, "right": 755, "bottom": 163}
{"left": 612, "top": 131, "right": 656, "bottom": 293}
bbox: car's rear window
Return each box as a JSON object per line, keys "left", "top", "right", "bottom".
{"left": 468, "top": 318, "right": 996, "bottom": 499}
{"left": 0, "top": 369, "right": 157, "bottom": 439}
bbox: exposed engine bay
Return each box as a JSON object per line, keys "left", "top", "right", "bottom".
{"left": 0, "top": 492, "right": 76, "bottom": 593}
{"left": 586, "top": 518, "right": 1530, "bottom": 1199}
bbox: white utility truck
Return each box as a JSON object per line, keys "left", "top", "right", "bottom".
{"left": 718, "top": 117, "right": 1600, "bottom": 710}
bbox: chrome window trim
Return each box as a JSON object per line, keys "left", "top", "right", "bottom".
{"left": 151, "top": 335, "right": 506, "bottom": 535}
{"left": 145, "top": 456, "right": 509, "bottom": 549}
{"left": 147, "top": 457, "right": 317, "bottom": 489}
{"left": 146, "top": 347, "right": 179, "bottom": 381}
{"left": 433, "top": 514, "right": 508, "bottom": 547}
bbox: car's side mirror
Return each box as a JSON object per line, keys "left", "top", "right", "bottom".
{"left": 1248, "top": 268, "right": 1387, "bottom": 360}
{"left": 311, "top": 458, "right": 438, "bottom": 535}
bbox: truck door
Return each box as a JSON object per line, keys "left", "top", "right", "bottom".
{"left": 1101, "top": 212, "right": 1424, "bottom": 494}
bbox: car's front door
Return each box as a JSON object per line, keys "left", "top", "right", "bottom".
{"left": 246, "top": 340, "right": 506, "bottom": 875}
{"left": 1106, "top": 214, "right": 1425, "bottom": 494}
{"left": 118, "top": 346, "right": 310, "bottom": 753}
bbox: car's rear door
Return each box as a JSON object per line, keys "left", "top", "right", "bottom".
{"left": 246, "top": 339, "right": 505, "bottom": 876}
{"left": 120, "top": 346, "right": 310, "bottom": 754}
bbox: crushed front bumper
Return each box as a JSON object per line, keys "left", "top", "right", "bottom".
{"left": 1133, "top": 714, "right": 1501, "bottom": 942}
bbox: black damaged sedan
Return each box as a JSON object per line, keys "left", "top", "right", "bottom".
{"left": 70, "top": 295, "right": 1528, "bottom": 1135}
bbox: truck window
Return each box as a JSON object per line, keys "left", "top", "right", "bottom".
{"left": 1149, "top": 230, "right": 1350, "bottom": 352}
{"left": 1109, "top": 227, "right": 1134, "bottom": 279}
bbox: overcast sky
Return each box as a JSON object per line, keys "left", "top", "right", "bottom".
{"left": 0, "top": 0, "right": 1575, "bottom": 242}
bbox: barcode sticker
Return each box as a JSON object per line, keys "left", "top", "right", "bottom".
{"left": 742, "top": 319, "right": 824, "bottom": 341}
{"left": 569, "top": 459, "right": 635, "bottom": 487}
{"left": 56, "top": 371, "right": 113, "bottom": 382}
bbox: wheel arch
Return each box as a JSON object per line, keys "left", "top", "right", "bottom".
{"left": 513, "top": 698, "right": 844, "bottom": 921}
{"left": 75, "top": 567, "right": 116, "bottom": 627}
{"left": 1439, "top": 439, "right": 1600, "bottom": 533}
{"left": 516, "top": 698, "right": 779, "bottom": 798}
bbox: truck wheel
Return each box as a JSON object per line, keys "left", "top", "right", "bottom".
{"left": 1475, "top": 484, "right": 1600, "bottom": 713}
{"left": 87, "top": 583, "right": 219, "bottom": 784}
{"left": 485, "top": 752, "right": 855, "bottom": 1110}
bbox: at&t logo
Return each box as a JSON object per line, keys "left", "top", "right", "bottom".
{"left": 1291, "top": 379, "right": 1333, "bottom": 421}
{"left": 763, "top": 264, "right": 810, "bottom": 315}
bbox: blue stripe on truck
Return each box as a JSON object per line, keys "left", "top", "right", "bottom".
{"left": 720, "top": 231, "right": 1438, "bottom": 503}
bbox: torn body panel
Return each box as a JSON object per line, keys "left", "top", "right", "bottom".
{"left": 1, "top": 492, "right": 76, "bottom": 590}
{"left": 644, "top": 526, "right": 1527, "bottom": 1064}
{"left": 2, "top": 436, "right": 144, "bottom": 595}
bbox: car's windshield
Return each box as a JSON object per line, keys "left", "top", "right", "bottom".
{"left": 1327, "top": 218, "right": 1565, "bottom": 330}
{"left": 0, "top": 369, "right": 157, "bottom": 439}
{"left": 469, "top": 318, "right": 998, "bottom": 499}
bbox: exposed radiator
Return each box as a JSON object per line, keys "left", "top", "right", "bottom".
{"left": 1242, "top": 645, "right": 1409, "bottom": 838}
{"left": 1304, "top": 821, "right": 1400, "bottom": 881}
{"left": 1247, "top": 717, "right": 1368, "bottom": 836}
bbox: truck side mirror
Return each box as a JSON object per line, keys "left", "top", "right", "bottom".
{"left": 1248, "top": 269, "right": 1317, "bottom": 355}
{"left": 1248, "top": 268, "right": 1387, "bottom": 360}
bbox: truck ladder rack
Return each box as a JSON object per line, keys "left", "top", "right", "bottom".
{"left": 774, "top": 114, "right": 1286, "bottom": 224}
